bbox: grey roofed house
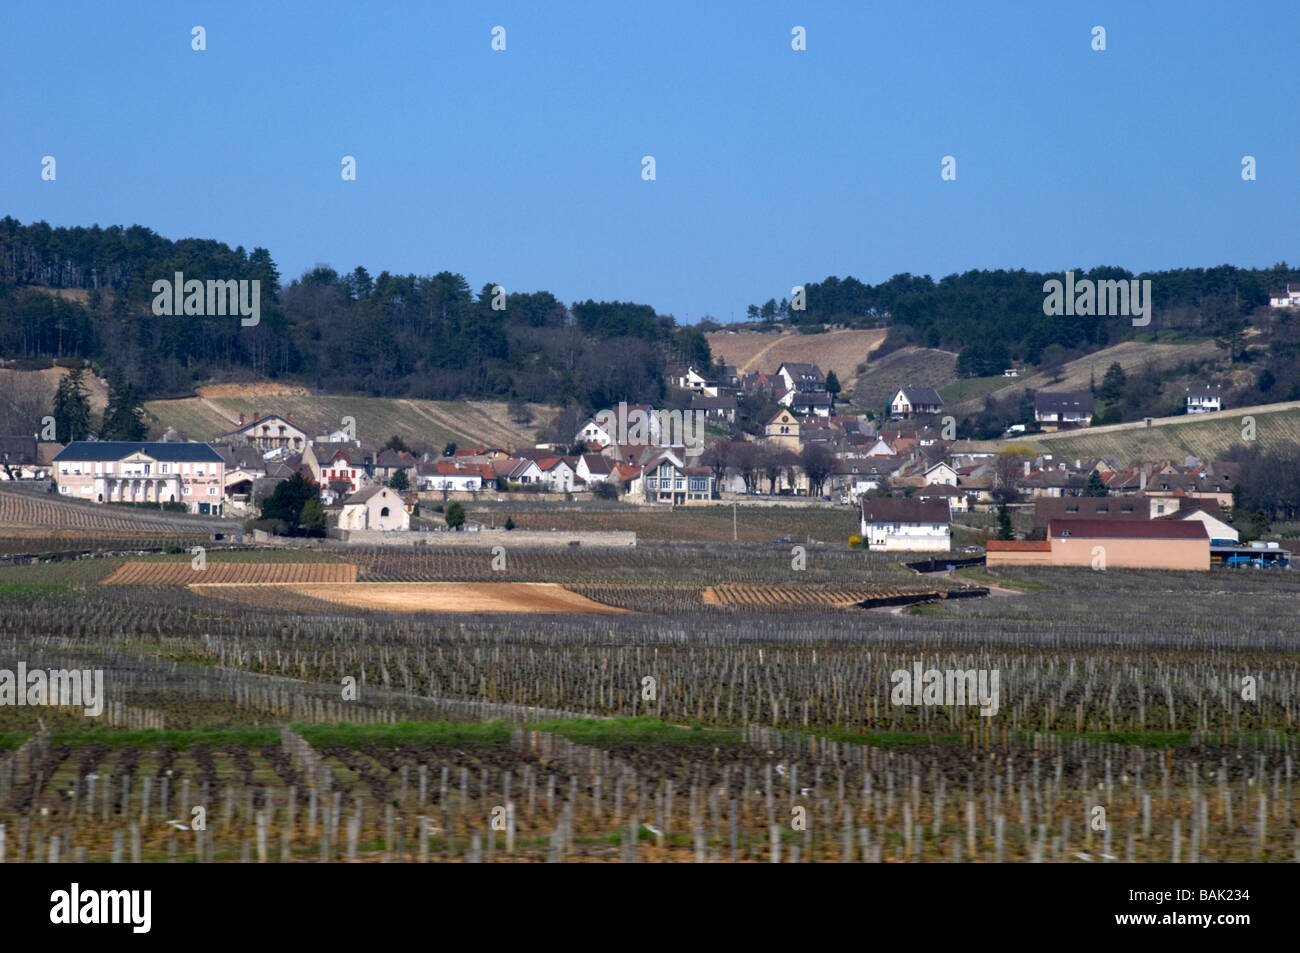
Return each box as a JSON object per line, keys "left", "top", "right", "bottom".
{"left": 212, "top": 443, "right": 267, "bottom": 472}
{"left": 778, "top": 362, "right": 826, "bottom": 391}
{"left": 860, "top": 497, "right": 951, "bottom": 524}
{"left": 897, "top": 387, "right": 942, "bottom": 406}
{"left": 52, "top": 441, "right": 224, "bottom": 463}
{"left": 1033, "top": 391, "right": 1094, "bottom": 417}
{"left": 790, "top": 391, "right": 833, "bottom": 410}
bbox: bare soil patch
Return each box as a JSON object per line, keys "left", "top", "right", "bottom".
{"left": 263, "top": 581, "right": 629, "bottom": 614}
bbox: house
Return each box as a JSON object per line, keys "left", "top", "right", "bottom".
{"left": 764, "top": 408, "right": 801, "bottom": 450}
{"left": 218, "top": 413, "right": 308, "bottom": 453}
{"left": 1033, "top": 497, "right": 1145, "bottom": 528}
{"left": 692, "top": 394, "right": 738, "bottom": 422}
{"left": 681, "top": 366, "right": 719, "bottom": 396}
{"left": 306, "top": 443, "right": 372, "bottom": 497}
{"left": 858, "top": 497, "right": 951, "bottom": 552}
{"left": 535, "top": 456, "right": 578, "bottom": 493}
{"left": 915, "top": 483, "right": 972, "bottom": 514}
{"left": 1155, "top": 503, "right": 1238, "bottom": 544}
{"left": 922, "top": 461, "right": 958, "bottom": 486}
{"left": 494, "top": 457, "right": 544, "bottom": 487}
{"left": 1047, "top": 519, "right": 1209, "bottom": 570}
{"left": 53, "top": 441, "right": 226, "bottom": 515}
{"left": 337, "top": 485, "right": 410, "bottom": 531}
{"left": 777, "top": 362, "right": 826, "bottom": 395}
{"left": 1268, "top": 284, "right": 1300, "bottom": 308}
{"left": 417, "top": 462, "right": 488, "bottom": 493}
{"left": 1185, "top": 385, "right": 1223, "bottom": 414}
{"left": 889, "top": 387, "right": 943, "bottom": 418}
{"left": 790, "top": 391, "right": 833, "bottom": 417}
{"left": 641, "top": 456, "right": 714, "bottom": 505}
{"left": 374, "top": 448, "right": 419, "bottom": 484}
{"left": 1034, "top": 392, "right": 1094, "bottom": 431}
{"left": 575, "top": 453, "right": 616, "bottom": 485}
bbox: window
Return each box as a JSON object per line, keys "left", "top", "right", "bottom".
{"left": 183, "top": 486, "right": 191, "bottom": 495}
{"left": 380, "top": 506, "right": 390, "bottom": 517}
{"left": 60, "top": 485, "right": 69, "bottom": 494}
{"left": 161, "top": 464, "right": 169, "bottom": 474}
{"left": 208, "top": 487, "right": 217, "bottom": 496}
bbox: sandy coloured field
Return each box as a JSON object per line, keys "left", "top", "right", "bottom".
{"left": 269, "top": 581, "right": 629, "bottom": 614}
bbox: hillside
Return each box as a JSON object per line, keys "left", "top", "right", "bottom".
{"left": 943, "top": 337, "right": 1222, "bottom": 415}
{"left": 850, "top": 346, "right": 959, "bottom": 410}
{"left": 144, "top": 389, "right": 557, "bottom": 451}
{"left": 705, "top": 328, "right": 886, "bottom": 388}
{"left": 0, "top": 365, "right": 110, "bottom": 431}
{"left": 959, "top": 401, "right": 1300, "bottom": 463}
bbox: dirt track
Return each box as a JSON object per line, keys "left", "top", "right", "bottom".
{"left": 271, "top": 581, "right": 629, "bottom": 614}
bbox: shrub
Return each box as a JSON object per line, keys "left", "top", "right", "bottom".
{"left": 504, "top": 516, "right": 515, "bottom": 531}
{"left": 848, "top": 535, "right": 862, "bottom": 549}
{"left": 445, "top": 502, "right": 466, "bottom": 530}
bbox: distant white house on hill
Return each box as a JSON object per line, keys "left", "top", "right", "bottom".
{"left": 1269, "top": 284, "right": 1300, "bottom": 308}
{"left": 1185, "top": 385, "right": 1223, "bottom": 414}
{"left": 889, "top": 387, "right": 943, "bottom": 418}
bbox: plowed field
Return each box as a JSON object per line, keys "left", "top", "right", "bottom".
{"left": 103, "top": 561, "right": 359, "bottom": 585}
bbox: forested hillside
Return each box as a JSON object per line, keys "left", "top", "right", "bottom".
{"left": 0, "top": 217, "right": 710, "bottom": 407}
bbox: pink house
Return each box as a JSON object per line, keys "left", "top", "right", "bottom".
{"left": 53, "top": 441, "right": 227, "bottom": 515}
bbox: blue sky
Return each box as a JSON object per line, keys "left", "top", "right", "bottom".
{"left": 3, "top": 1, "right": 1296, "bottom": 323}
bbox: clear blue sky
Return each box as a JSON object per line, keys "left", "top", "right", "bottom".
{"left": 3, "top": 1, "right": 1296, "bottom": 323}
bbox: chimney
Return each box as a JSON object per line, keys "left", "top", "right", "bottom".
{"left": 1139, "top": 470, "right": 1147, "bottom": 490}
{"left": 1023, "top": 460, "right": 1031, "bottom": 477}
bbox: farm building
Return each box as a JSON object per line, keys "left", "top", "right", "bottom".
{"left": 859, "top": 497, "right": 951, "bottom": 552}
{"left": 337, "top": 485, "right": 410, "bottom": 531}
{"left": 988, "top": 519, "right": 1210, "bottom": 570}
{"left": 53, "top": 441, "right": 226, "bottom": 514}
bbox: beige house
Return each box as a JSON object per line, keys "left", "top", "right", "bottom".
{"left": 764, "top": 409, "right": 801, "bottom": 450}
{"left": 337, "top": 485, "right": 410, "bottom": 531}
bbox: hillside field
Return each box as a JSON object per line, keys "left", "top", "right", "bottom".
{"left": 144, "top": 392, "right": 558, "bottom": 449}
{"left": 705, "top": 328, "right": 886, "bottom": 388}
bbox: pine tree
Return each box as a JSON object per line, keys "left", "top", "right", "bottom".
{"left": 1083, "top": 470, "right": 1109, "bottom": 497}
{"left": 996, "top": 503, "right": 1015, "bottom": 540}
{"left": 52, "top": 368, "right": 91, "bottom": 442}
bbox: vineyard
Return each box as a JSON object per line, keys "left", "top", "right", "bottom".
{"left": 105, "top": 561, "right": 359, "bottom": 586}
{"left": 0, "top": 531, "right": 1296, "bottom": 862}
{"left": 0, "top": 485, "right": 236, "bottom": 535}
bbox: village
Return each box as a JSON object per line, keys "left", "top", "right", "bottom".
{"left": 3, "top": 352, "right": 1286, "bottom": 573}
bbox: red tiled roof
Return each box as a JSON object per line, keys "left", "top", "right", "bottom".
{"left": 986, "top": 540, "right": 1050, "bottom": 552}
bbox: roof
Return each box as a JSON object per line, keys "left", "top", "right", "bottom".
{"left": 1034, "top": 497, "right": 1143, "bottom": 527}
{"left": 986, "top": 540, "right": 1051, "bottom": 552}
{"left": 790, "top": 391, "right": 833, "bottom": 407}
{"left": 1048, "top": 519, "right": 1207, "bottom": 540}
{"left": 778, "top": 362, "right": 825, "bottom": 382}
{"left": 860, "top": 497, "right": 951, "bottom": 524}
{"left": 341, "top": 484, "right": 399, "bottom": 505}
{"left": 895, "top": 387, "right": 943, "bottom": 406}
{"left": 1034, "top": 391, "right": 1094, "bottom": 415}
{"left": 53, "top": 441, "right": 223, "bottom": 463}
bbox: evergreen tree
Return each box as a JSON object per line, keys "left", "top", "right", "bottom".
{"left": 389, "top": 468, "right": 409, "bottom": 491}
{"left": 1083, "top": 470, "right": 1109, "bottom": 497}
{"left": 824, "top": 370, "right": 841, "bottom": 397}
{"left": 100, "top": 381, "right": 147, "bottom": 441}
{"left": 52, "top": 368, "right": 91, "bottom": 442}
{"left": 299, "top": 497, "right": 326, "bottom": 536}
{"left": 445, "top": 501, "right": 466, "bottom": 530}
{"left": 996, "top": 503, "right": 1015, "bottom": 540}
